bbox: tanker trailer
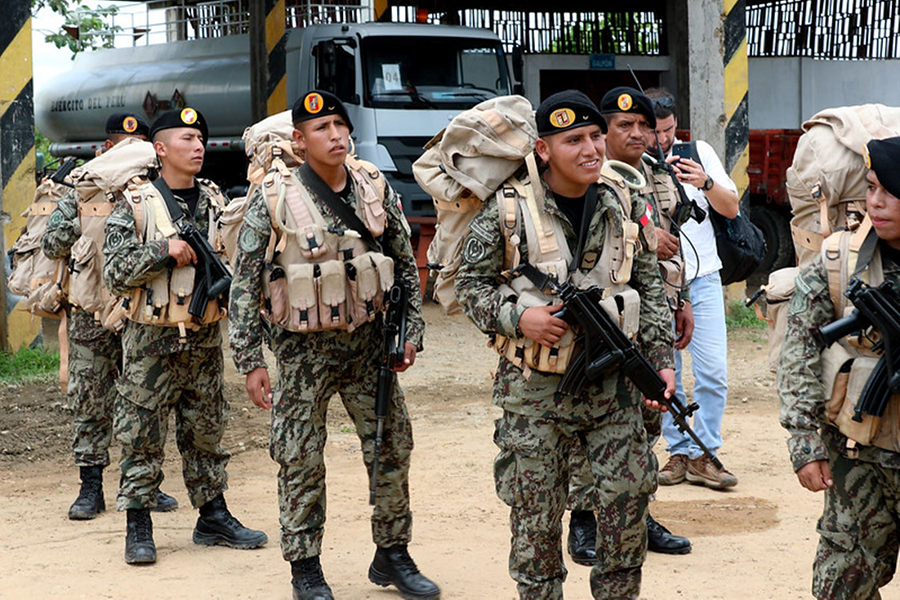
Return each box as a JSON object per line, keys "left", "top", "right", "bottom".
{"left": 35, "top": 22, "right": 513, "bottom": 217}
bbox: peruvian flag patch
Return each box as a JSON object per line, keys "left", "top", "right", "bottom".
{"left": 639, "top": 203, "right": 653, "bottom": 227}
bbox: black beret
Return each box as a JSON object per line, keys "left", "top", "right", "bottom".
{"left": 600, "top": 87, "right": 657, "bottom": 129}
{"left": 105, "top": 112, "right": 149, "bottom": 138}
{"left": 291, "top": 90, "right": 354, "bottom": 133}
{"left": 865, "top": 137, "right": 900, "bottom": 199}
{"left": 149, "top": 107, "right": 209, "bottom": 146}
{"left": 535, "top": 90, "right": 606, "bottom": 137}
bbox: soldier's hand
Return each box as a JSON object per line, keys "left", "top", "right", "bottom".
{"left": 519, "top": 304, "right": 568, "bottom": 347}
{"left": 656, "top": 227, "right": 680, "bottom": 260}
{"left": 796, "top": 460, "right": 833, "bottom": 492}
{"left": 168, "top": 239, "right": 197, "bottom": 267}
{"left": 643, "top": 368, "right": 676, "bottom": 412}
{"left": 246, "top": 366, "right": 273, "bottom": 410}
{"left": 394, "top": 342, "right": 417, "bottom": 373}
{"left": 674, "top": 302, "right": 694, "bottom": 350}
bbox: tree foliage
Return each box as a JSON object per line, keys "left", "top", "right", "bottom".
{"left": 32, "top": 0, "right": 121, "bottom": 58}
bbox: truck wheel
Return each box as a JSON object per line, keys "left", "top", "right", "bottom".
{"left": 750, "top": 204, "right": 795, "bottom": 276}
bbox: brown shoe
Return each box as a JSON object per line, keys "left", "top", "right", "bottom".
{"left": 658, "top": 455, "right": 688, "bottom": 486}
{"left": 685, "top": 456, "right": 738, "bottom": 489}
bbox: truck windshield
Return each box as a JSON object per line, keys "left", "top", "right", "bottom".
{"left": 362, "top": 36, "right": 510, "bottom": 109}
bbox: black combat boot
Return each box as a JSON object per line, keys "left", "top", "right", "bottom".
{"left": 193, "top": 494, "right": 268, "bottom": 549}
{"left": 68, "top": 466, "right": 105, "bottom": 520}
{"left": 291, "top": 556, "right": 334, "bottom": 600}
{"left": 647, "top": 513, "right": 691, "bottom": 555}
{"left": 368, "top": 544, "right": 441, "bottom": 600}
{"left": 567, "top": 510, "right": 598, "bottom": 566}
{"left": 152, "top": 490, "right": 179, "bottom": 512}
{"left": 124, "top": 508, "right": 156, "bottom": 564}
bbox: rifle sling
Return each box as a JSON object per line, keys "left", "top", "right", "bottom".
{"left": 569, "top": 184, "right": 598, "bottom": 274}
{"left": 299, "top": 162, "right": 383, "bottom": 254}
{"left": 151, "top": 178, "right": 188, "bottom": 225}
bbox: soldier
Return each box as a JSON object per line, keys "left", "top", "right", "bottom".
{"left": 103, "top": 107, "right": 267, "bottom": 565}
{"left": 779, "top": 136, "right": 900, "bottom": 599}
{"left": 42, "top": 112, "right": 178, "bottom": 520}
{"left": 228, "top": 91, "right": 440, "bottom": 600}
{"left": 456, "top": 90, "right": 675, "bottom": 599}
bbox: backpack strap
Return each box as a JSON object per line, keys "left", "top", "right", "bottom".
{"left": 520, "top": 154, "right": 559, "bottom": 259}
{"left": 496, "top": 184, "right": 521, "bottom": 275}
{"left": 822, "top": 215, "right": 873, "bottom": 319}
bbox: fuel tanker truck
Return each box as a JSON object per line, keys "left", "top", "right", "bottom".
{"left": 35, "top": 22, "right": 513, "bottom": 217}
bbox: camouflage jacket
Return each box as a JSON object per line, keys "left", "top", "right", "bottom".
{"left": 41, "top": 188, "right": 80, "bottom": 261}
{"left": 778, "top": 250, "right": 900, "bottom": 470}
{"left": 640, "top": 159, "right": 690, "bottom": 305}
{"left": 228, "top": 166, "right": 424, "bottom": 375}
{"left": 455, "top": 177, "right": 674, "bottom": 421}
{"left": 103, "top": 179, "right": 225, "bottom": 358}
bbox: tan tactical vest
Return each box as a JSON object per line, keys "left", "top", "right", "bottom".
{"left": 819, "top": 216, "right": 900, "bottom": 453}
{"left": 118, "top": 179, "right": 228, "bottom": 338}
{"left": 489, "top": 156, "right": 645, "bottom": 378}
{"left": 640, "top": 156, "right": 685, "bottom": 303}
{"left": 257, "top": 156, "right": 395, "bottom": 334}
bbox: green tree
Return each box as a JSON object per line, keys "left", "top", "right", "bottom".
{"left": 32, "top": 0, "right": 121, "bottom": 58}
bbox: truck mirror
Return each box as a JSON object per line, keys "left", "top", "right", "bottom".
{"left": 316, "top": 40, "right": 338, "bottom": 94}
{"left": 512, "top": 44, "right": 524, "bottom": 83}
{"left": 513, "top": 83, "right": 524, "bottom": 96}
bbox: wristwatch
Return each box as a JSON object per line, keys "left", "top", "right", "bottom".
{"left": 701, "top": 176, "right": 715, "bottom": 191}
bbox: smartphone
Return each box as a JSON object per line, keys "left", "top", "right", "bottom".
{"left": 671, "top": 142, "right": 695, "bottom": 163}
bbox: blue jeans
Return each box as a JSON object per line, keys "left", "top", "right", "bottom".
{"left": 662, "top": 271, "right": 728, "bottom": 459}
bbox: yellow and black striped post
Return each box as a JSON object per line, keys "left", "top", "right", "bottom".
{"left": 0, "top": 0, "right": 38, "bottom": 351}
{"left": 373, "top": 0, "right": 390, "bottom": 22}
{"left": 723, "top": 0, "right": 749, "bottom": 210}
{"left": 265, "top": 0, "right": 286, "bottom": 116}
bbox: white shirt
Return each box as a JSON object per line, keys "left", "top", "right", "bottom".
{"left": 667, "top": 138, "right": 738, "bottom": 280}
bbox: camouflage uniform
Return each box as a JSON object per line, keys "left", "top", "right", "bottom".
{"left": 567, "top": 174, "right": 679, "bottom": 512}
{"left": 779, "top": 250, "right": 900, "bottom": 600}
{"left": 42, "top": 189, "right": 122, "bottom": 468}
{"left": 456, "top": 178, "right": 674, "bottom": 599}
{"left": 103, "top": 182, "right": 230, "bottom": 510}
{"left": 228, "top": 170, "right": 424, "bottom": 562}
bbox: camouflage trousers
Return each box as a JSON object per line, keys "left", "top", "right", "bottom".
{"left": 269, "top": 328, "right": 414, "bottom": 562}
{"left": 67, "top": 311, "right": 121, "bottom": 467}
{"left": 568, "top": 402, "right": 661, "bottom": 512}
{"left": 114, "top": 345, "right": 229, "bottom": 510}
{"left": 812, "top": 437, "right": 900, "bottom": 600}
{"left": 494, "top": 404, "right": 656, "bottom": 600}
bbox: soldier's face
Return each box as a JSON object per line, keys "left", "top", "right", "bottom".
{"left": 866, "top": 170, "right": 900, "bottom": 248}
{"left": 293, "top": 115, "right": 349, "bottom": 169}
{"left": 604, "top": 113, "right": 650, "bottom": 165}
{"left": 154, "top": 128, "right": 205, "bottom": 175}
{"left": 536, "top": 124, "right": 604, "bottom": 189}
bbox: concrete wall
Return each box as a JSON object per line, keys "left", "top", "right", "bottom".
{"left": 749, "top": 57, "right": 900, "bottom": 129}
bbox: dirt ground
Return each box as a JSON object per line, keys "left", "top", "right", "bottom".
{"left": 2, "top": 304, "right": 899, "bottom": 600}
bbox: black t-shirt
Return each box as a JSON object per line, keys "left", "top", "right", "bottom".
{"left": 552, "top": 191, "right": 587, "bottom": 239}
{"left": 172, "top": 185, "right": 200, "bottom": 218}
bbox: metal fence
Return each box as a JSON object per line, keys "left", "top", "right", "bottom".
{"left": 748, "top": 0, "right": 900, "bottom": 59}
{"left": 390, "top": 8, "right": 666, "bottom": 55}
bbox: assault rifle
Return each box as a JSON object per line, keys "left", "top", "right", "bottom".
{"left": 152, "top": 178, "right": 232, "bottom": 318}
{"left": 819, "top": 278, "right": 900, "bottom": 422}
{"left": 627, "top": 65, "right": 705, "bottom": 227}
{"left": 49, "top": 157, "right": 78, "bottom": 187}
{"left": 515, "top": 262, "right": 724, "bottom": 469}
{"left": 370, "top": 279, "right": 409, "bottom": 506}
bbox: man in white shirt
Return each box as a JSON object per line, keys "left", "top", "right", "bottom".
{"left": 645, "top": 88, "right": 740, "bottom": 489}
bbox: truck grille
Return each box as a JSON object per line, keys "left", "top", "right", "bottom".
{"left": 377, "top": 136, "right": 434, "bottom": 217}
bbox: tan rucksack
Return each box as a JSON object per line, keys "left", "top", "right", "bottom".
{"left": 67, "top": 138, "right": 157, "bottom": 325}
{"left": 8, "top": 165, "right": 76, "bottom": 319}
{"left": 412, "top": 95, "right": 538, "bottom": 314}
{"left": 787, "top": 104, "right": 900, "bottom": 266}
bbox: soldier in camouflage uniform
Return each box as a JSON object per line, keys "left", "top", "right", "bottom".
{"left": 456, "top": 90, "right": 675, "bottom": 599}
{"left": 41, "top": 113, "right": 178, "bottom": 520}
{"left": 779, "top": 136, "right": 900, "bottom": 599}
{"left": 229, "top": 91, "right": 439, "bottom": 600}
{"left": 103, "top": 108, "right": 267, "bottom": 565}
{"left": 564, "top": 88, "right": 694, "bottom": 563}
